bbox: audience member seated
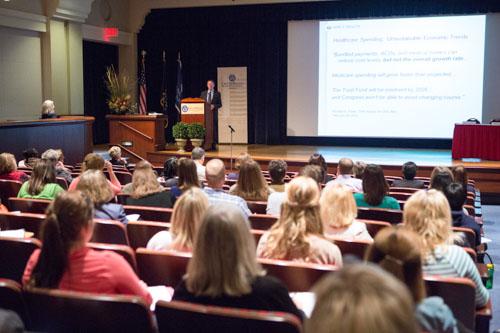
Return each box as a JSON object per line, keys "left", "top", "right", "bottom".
{"left": 192, "top": 147, "right": 206, "bottom": 182}
{"left": 125, "top": 161, "right": 172, "bottom": 208}
{"left": 451, "top": 165, "right": 475, "bottom": 194}
{"left": 76, "top": 170, "right": 128, "bottom": 224}
{"left": 391, "top": 161, "right": 425, "bottom": 189}
{"left": 365, "top": 227, "right": 459, "bottom": 332}
{"left": 257, "top": 176, "right": 342, "bottom": 266}
{"left": 17, "top": 159, "right": 64, "bottom": 200}
{"left": 429, "top": 166, "right": 454, "bottom": 192}
{"left": 0, "top": 309, "right": 25, "bottom": 333}
{"left": 160, "top": 157, "right": 178, "bottom": 187}
{"left": 18, "top": 148, "right": 39, "bottom": 168}
{"left": 306, "top": 264, "right": 418, "bottom": 333}
{"left": 444, "top": 182, "right": 481, "bottom": 248}
{"left": 0, "top": 153, "right": 29, "bottom": 182}
{"left": 41, "top": 149, "right": 72, "bottom": 185}
{"left": 172, "top": 204, "right": 302, "bottom": 319}
{"left": 203, "top": 159, "right": 251, "bottom": 218}
{"left": 108, "top": 146, "right": 127, "bottom": 167}
{"left": 354, "top": 164, "right": 400, "bottom": 210}
{"left": 403, "top": 189, "right": 489, "bottom": 307}
{"left": 326, "top": 157, "right": 363, "bottom": 192}
{"left": 268, "top": 159, "right": 287, "bottom": 192}
{"left": 230, "top": 159, "right": 273, "bottom": 201}
{"left": 22, "top": 191, "right": 151, "bottom": 304}
{"left": 69, "top": 153, "right": 121, "bottom": 195}
{"left": 353, "top": 160, "right": 366, "bottom": 179}
{"left": 40, "top": 99, "right": 57, "bottom": 119}
{"left": 147, "top": 187, "right": 208, "bottom": 251}
{"left": 226, "top": 153, "right": 252, "bottom": 180}
{"left": 320, "top": 183, "right": 372, "bottom": 241}
{"left": 170, "top": 158, "right": 200, "bottom": 205}
{"left": 308, "top": 153, "right": 333, "bottom": 183}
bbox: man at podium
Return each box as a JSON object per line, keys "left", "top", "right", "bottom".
{"left": 200, "top": 80, "right": 222, "bottom": 149}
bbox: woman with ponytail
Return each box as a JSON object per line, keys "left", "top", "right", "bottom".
{"left": 365, "top": 227, "right": 460, "bottom": 333}
{"left": 256, "top": 176, "right": 342, "bottom": 266}
{"left": 22, "top": 191, "right": 151, "bottom": 304}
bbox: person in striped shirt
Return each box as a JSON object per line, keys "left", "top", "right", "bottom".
{"left": 403, "top": 189, "right": 489, "bottom": 307}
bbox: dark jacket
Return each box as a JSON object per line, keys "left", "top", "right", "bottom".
{"left": 451, "top": 210, "right": 481, "bottom": 247}
{"left": 391, "top": 178, "right": 425, "bottom": 189}
{"left": 126, "top": 191, "right": 172, "bottom": 209}
{"left": 200, "top": 90, "right": 222, "bottom": 110}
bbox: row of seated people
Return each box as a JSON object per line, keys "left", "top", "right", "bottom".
{"left": 0, "top": 186, "right": 491, "bottom": 332}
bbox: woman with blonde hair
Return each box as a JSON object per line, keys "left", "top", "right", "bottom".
{"left": 257, "top": 176, "right": 342, "bottom": 265}
{"left": 404, "top": 189, "right": 489, "bottom": 307}
{"left": 69, "top": 153, "right": 121, "bottom": 195}
{"left": 0, "top": 153, "right": 29, "bottom": 182}
{"left": 40, "top": 100, "right": 57, "bottom": 119}
{"left": 126, "top": 161, "right": 172, "bottom": 208}
{"left": 147, "top": 187, "right": 208, "bottom": 251}
{"left": 305, "top": 264, "right": 418, "bottom": 333}
{"left": 172, "top": 204, "right": 302, "bottom": 319}
{"left": 320, "top": 183, "right": 372, "bottom": 241}
{"left": 108, "top": 146, "right": 127, "bottom": 167}
{"left": 76, "top": 170, "right": 127, "bottom": 224}
{"left": 365, "top": 227, "right": 459, "bottom": 332}
{"left": 230, "top": 159, "right": 273, "bottom": 201}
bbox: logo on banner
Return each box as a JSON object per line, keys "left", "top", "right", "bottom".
{"left": 229, "top": 74, "right": 236, "bottom": 82}
{"left": 181, "top": 105, "right": 189, "bottom": 113}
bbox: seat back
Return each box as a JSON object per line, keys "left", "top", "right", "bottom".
{"left": 0, "top": 180, "right": 22, "bottom": 209}
{"left": 388, "top": 192, "right": 413, "bottom": 201}
{"left": 246, "top": 201, "right": 267, "bottom": 214}
{"left": 357, "top": 207, "right": 403, "bottom": 224}
{"left": 329, "top": 237, "right": 371, "bottom": 259}
{"left": 357, "top": 219, "right": 391, "bottom": 237}
{"left": 55, "top": 177, "right": 68, "bottom": 190}
{"left": 124, "top": 205, "right": 172, "bottom": 222}
{"left": 91, "top": 219, "right": 129, "bottom": 246}
{"left": 88, "top": 243, "right": 137, "bottom": 272}
{"left": 0, "top": 278, "right": 29, "bottom": 324}
{"left": 156, "top": 300, "right": 302, "bottom": 333}
{"left": 24, "top": 288, "right": 155, "bottom": 333}
{"left": 135, "top": 248, "right": 190, "bottom": 286}
{"left": 8, "top": 198, "right": 51, "bottom": 214}
{"left": 0, "top": 212, "right": 45, "bottom": 238}
{"left": 116, "top": 193, "right": 130, "bottom": 205}
{"left": 113, "top": 171, "right": 133, "bottom": 184}
{"left": 464, "top": 205, "right": 475, "bottom": 217}
{"left": 0, "top": 237, "right": 41, "bottom": 282}
{"left": 258, "top": 258, "right": 337, "bottom": 292}
{"left": 424, "top": 276, "right": 476, "bottom": 330}
{"left": 389, "top": 187, "right": 420, "bottom": 193}
{"left": 452, "top": 226, "right": 476, "bottom": 249}
{"left": 249, "top": 214, "right": 278, "bottom": 230}
{"left": 126, "top": 221, "right": 170, "bottom": 249}
{"left": 251, "top": 229, "right": 265, "bottom": 244}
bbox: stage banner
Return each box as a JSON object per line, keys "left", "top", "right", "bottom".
{"left": 217, "top": 67, "right": 248, "bottom": 143}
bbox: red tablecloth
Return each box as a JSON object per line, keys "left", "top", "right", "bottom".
{"left": 452, "top": 124, "right": 500, "bottom": 160}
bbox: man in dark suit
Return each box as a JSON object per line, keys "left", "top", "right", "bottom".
{"left": 391, "top": 161, "right": 426, "bottom": 189}
{"left": 200, "top": 80, "right": 222, "bottom": 150}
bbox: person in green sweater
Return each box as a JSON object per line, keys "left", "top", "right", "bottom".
{"left": 353, "top": 164, "right": 400, "bottom": 210}
{"left": 18, "top": 159, "right": 64, "bottom": 200}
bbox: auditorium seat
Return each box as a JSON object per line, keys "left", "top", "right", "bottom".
{"left": 357, "top": 219, "right": 391, "bottom": 237}
{"left": 155, "top": 300, "right": 302, "bottom": 333}
{"left": 251, "top": 229, "right": 265, "bottom": 244}
{"left": 328, "top": 237, "right": 371, "bottom": 259}
{"left": 116, "top": 193, "right": 130, "bottom": 205}
{"left": 55, "top": 177, "right": 68, "bottom": 190}
{"left": 24, "top": 288, "right": 156, "bottom": 333}
{"left": 88, "top": 243, "right": 137, "bottom": 272}
{"left": 388, "top": 192, "right": 413, "bottom": 201}
{"left": 452, "top": 226, "right": 477, "bottom": 250}
{"left": 356, "top": 207, "right": 403, "bottom": 224}
{"left": 246, "top": 201, "right": 268, "bottom": 214}
{"left": 135, "top": 248, "right": 190, "bottom": 287}
{"left": 111, "top": 171, "right": 133, "bottom": 185}
{"left": 0, "top": 212, "right": 45, "bottom": 238}
{"left": 389, "top": 187, "right": 420, "bottom": 193}
{"left": 126, "top": 221, "right": 170, "bottom": 249}
{"left": 91, "top": 219, "right": 129, "bottom": 246}
{"left": 123, "top": 205, "right": 173, "bottom": 222}
{"left": 0, "top": 180, "right": 23, "bottom": 210}
{"left": 249, "top": 214, "right": 278, "bottom": 230}
{"left": 0, "top": 278, "right": 29, "bottom": 325}
{"left": 464, "top": 204, "right": 475, "bottom": 216}
{"left": 0, "top": 236, "right": 41, "bottom": 283}
{"left": 8, "top": 198, "right": 51, "bottom": 214}
{"left": 258, "top": 258, "right": 337, "bottom": 292}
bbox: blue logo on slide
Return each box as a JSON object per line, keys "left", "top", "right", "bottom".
{"left": 229, "top": 74, "right": 236, "bottom": 82}
{"left": 181, "top": 105, "right": 189, "bottom": 113}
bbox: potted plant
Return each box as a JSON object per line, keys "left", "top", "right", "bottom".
{"left": 105, "top": 66, "right": 137, "bottom": 114}
{"left": 187, "top": 123, "right": 206, "bottom": 148}
{"left": 172, "top": 122, "right": 189, "bottom": 152}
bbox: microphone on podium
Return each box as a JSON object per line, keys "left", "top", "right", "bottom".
{"left": 228, "top": 125, "right": 235, "bottom": 133}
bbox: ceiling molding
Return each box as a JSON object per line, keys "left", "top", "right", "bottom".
{"left": 52, "top": 0, "right": 96, "bottom": 23}
{"left": 0, "top": 7, "right": 47, "bottom": 32}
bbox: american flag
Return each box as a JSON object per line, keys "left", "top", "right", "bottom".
{"left": 139, "top": 51, "right": 147, "bottom": 115}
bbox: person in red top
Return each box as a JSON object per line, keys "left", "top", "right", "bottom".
{"left": 68, "top": 153, "right": 121, "bottom": 195}
{"left": 0, "top": 153, "right": 29, "bottom": 182}
{"left": 22, "top": 191, "right": 151, "bottom": 305}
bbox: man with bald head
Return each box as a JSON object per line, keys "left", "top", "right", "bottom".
{"left": 325, "top": 157, "right": 363, "bottom": 193}
{"left": 203, "top": 159, "right": 251, "bottom": 218}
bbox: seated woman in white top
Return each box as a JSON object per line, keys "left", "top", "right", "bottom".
{"left": 147, "top": 187, "right": 208, "bottom": 252}
{"left": 404, "top": 189, "right": 489, "bottom": 308}
{"left": 320, "top": 183, "right": 372, "bottom": 242}
{"left": 257, "top": 176, "right": 342, "bottom": 266}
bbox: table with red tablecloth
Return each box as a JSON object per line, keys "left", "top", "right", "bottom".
{"left": 452, "top": 124, "right": 500, "bottom": 160}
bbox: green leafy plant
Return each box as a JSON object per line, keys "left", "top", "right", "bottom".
{"left": 172, "top": 122, "right": 189, "bottom": 139}
{"left": 187, "top": 123, "right": 206, "bottom": 139}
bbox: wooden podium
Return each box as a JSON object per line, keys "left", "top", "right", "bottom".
{"left": 180, "top": 98, "right": 213, "bottom": 150}
{"left": 106, "top": 114, "right": 167, "bottom": 160}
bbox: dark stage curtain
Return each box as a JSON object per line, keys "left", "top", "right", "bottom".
{"left": 138, "top": 0, "right": 500, "bottom": 145}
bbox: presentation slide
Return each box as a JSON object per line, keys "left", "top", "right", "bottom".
{"left": 317, "top": 16, "right": 485, "bottom": 138}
